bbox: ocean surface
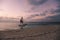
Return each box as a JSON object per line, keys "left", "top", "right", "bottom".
{"left": 0, "top": 22, "right": 20, "bottom": 30}
{"left": 0, "top": 22, "right": 60, "bottom": 31}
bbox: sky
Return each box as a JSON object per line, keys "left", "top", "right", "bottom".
{"left": 0, "top": 0, "right": 60, "bottom": 22}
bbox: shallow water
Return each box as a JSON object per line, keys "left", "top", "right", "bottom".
{"left": 0, "top": 22, "right": 20, "bottom": 30}
{"left": 0, "top": 22, "right": 59, "bottom": 31}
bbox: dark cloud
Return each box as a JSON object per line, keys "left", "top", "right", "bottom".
{"left": 27, "top": 10, "right": 48, "bottom": 19}
{"left": 40, "top": 8, "right": 60, "bottom": 22}
{"left": 55, "top": 0, "right": 60, "bottom": 13}
{"left": 27, "top": 0, "right": 58, "bottom": 13}
{"left": 27, "top": 0, "right": 60, "bottom": 22}
{"left": 27, "top": 14, "right": 41, "bottom": 19}
{"left": 28, "top": 9, "right": 56, "bottom": 17}
{"left": 48, "top": 5, "right": 60, "bottom": 22}
{"left": 46, "top": 14, "right": 60, "bottom": 22}
{"left": 55, "top": 9, "right": 60, "bottom": 13}
{"left": 39, "top": 8, "right": 60, "bottom": 22}
{"left": 27, "top": 8, "right": 60, "bottom": 22}
{"left": 28, "top": 0, "right": 48, "bottom": 6}
{"left": 41, "top": 9, "right": 60, "bottom": 22}
{"left": 56, "top": 0, "right": 60, "bottom": 2}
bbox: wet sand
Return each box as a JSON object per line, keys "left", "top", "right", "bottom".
{"left": 0, "top": 25, "right": 60, "bottom": 40}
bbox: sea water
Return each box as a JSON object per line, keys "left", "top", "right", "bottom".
{"left": 0, "top": 22, "right": 44, "bottom": 30}
{"left": 0, "top": 22, "right": 20, "bottom": 30}
{"left": 0, "top": 22, "right": 39, "bottom": 30}
{"left": 0, "top": 22, "right": 59, "bottom": 31}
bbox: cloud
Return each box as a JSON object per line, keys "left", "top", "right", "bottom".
{"left": 0, "top": 0, "right": 59, "bottom": 22}
{"left": 28, "top": 0, "right": 48, "bottom": 6}
{"left": 26, "top": 1, "right": 60, "bottom": 22}
{"left": 56, "top": 0, "right": 60, "bottom": 2}
{"left": 34, "top": 11, "right": 60, "bottom": 22}
{"left": 55, "top": 0, "right": 60, "bottom": 13}
{"left": 26, "top": 0, "right": 58, "bottom": 13}
{"left": 40, "top": 10, "right": 58, "bottom": 21}
{"left": 26, "top": 8, "right": 60, "bottom": 22}
{"left": 45, "top": 14, "right": 60, "bottom": 22}
{"left": 54, "top": 9, "right": 60, "bottom": 13}
{"left": 26, "top": 0, "right": 48, "bottom": 12}
{"left": 27, "top": 9, "right": 55, "bottom": 19}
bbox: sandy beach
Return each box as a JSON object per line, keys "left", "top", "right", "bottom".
{"left": 0, "top": 25, "right": 59, "bottom": 40}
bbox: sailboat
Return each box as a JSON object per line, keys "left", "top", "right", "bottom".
{"left": 19, "top": 17, "right": 27, "bottom": 29}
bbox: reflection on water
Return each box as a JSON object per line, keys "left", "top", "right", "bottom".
{"left": 0, "top": 22, "right": 60, "bottom": 31}
{"left": 0, "top": 22, "right": 19, "bottom": 30}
